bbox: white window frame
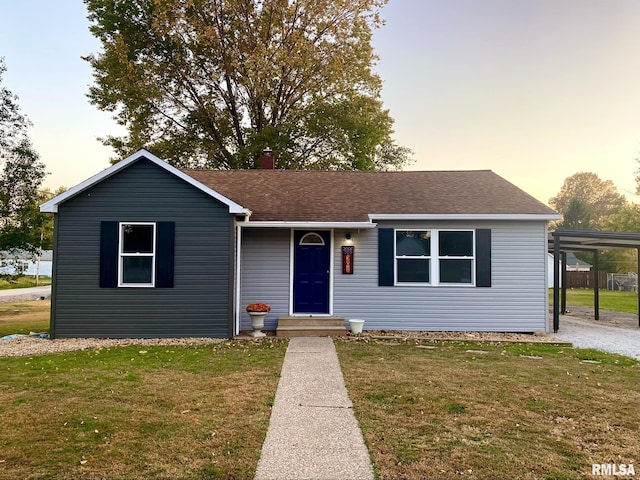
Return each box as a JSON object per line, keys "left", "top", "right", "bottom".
{"left": 118, "top": 222, "right": 156, "bottom": 287}
{"left": 437, "top": 229, "right": 475, "bottom": 286}
{"left": 394, "top": 228, "right": 475, "bottom": 287}
{"left": 299, "top": 232, "right": 326, "bottom": 246}
{"left": 394, "top": 230, "right": 432, "bottom": 285}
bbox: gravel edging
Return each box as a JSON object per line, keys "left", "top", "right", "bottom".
{"left": 0, "top": 330, "right": 568, "bottom": 358}
{"left": 0, "top": 336, "right": 226, "bottom": 358}
{"left": 344, "top": 330, "right": 569, "bottom": 344}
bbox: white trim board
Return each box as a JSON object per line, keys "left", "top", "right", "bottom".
{"left": 240, "top": 221, "right": 375, "bottom": 229}
{"left": 40, "top": 149, "right": 250, "bottom": 215}
{"left": 369, "top": 213, "right": 562, "bottom": 221}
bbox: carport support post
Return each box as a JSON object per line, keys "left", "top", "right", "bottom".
{"left": 553, "top": 234, "right": 560, "bottom": 333}
{"left": 561, "top": 251, "right": 567, "bottom": 314}
{"left": 637, "top": 247, "right": 639, "bottom": 327}
{"left": 593, "top": 250, "right": 599, "bottom": 321}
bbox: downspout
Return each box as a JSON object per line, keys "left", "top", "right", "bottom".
{"left": 50, "top": 214, "right": 59, "bottom": 339}
{"left": 560, "top": 252, "right": 567, "bottom": 314}
{"left": 235, "top": 222, "right": 242, "bottom": 336}
{"left": 553, "top": 233, "right": 560, "bottom": 333}
{"left": 593, "top": 250, "right": 599, "bottom": 321}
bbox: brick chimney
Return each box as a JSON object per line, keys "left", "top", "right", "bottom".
{"left": 260, "top": 147, "right": 275, "bottom": 169}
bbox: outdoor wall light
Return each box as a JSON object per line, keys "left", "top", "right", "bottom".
{"left": 345, "top": 233, "right": 352, "bottom": 242}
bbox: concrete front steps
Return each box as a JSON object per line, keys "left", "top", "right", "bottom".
{"left": 276, "top": 316, "right": 347, "bottom": 337}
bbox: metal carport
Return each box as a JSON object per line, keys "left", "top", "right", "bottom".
{"left": 549, "top": 229, "right": 640, "bottom": 332}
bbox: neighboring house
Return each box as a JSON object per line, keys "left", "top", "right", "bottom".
{"left": 41, "top": 149, "right": 560, "bottom": 339}
{"left": 0, "top": 250, "right": 53, "bottom": 277}
{"left": 546, "top": 252, "right": 592, "bottom": 288}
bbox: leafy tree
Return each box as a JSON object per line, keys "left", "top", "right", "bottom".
{"left": 635, "top": 152, "right": 640, "bottom": 195}
{"left": 0, "top": 58, "right": 48, "bottom": 255}
{"left": 556, "top": 198, "right": 593, "bottom": 230}
{"left": 37, "top": 186, "right": 67, "bottom": 251}
{"left": 593, "top": 250, "right": 636, "bottom": 274}
{"left": 597, "top": 203, "right": 640, "bottom": 272}
{"left": 549, "top": 172, "right": 627, "bottom": 230}
{"left": 84, "top": 0, "right": 411, "bottom": 170}
{"left": 601, "top": 203, "right": 640, "bottom": 233}
{"left": 0, "top": 59, "right": 29, "bottom": 152}
{"left": 550, "top": 172, "right": 638, "bottom": 273}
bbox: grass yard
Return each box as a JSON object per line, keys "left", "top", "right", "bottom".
{"left": 337, "top": 339, "right": 639, "bottom": 480}
{"left": 0, "top": 340, "right": 287, "bottom": 479}
{"left": 0, "top": 300, "right": 50, "bottom": 337}
{"left": 549, "top": 288, "right": 638, "bottom": 314}
{"left": 0, "top": 276, "right": 51, "bottom": 290}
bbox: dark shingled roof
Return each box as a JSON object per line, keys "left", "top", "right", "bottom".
{"left": 182, "top": 169, "right": 558, "bottom": 222}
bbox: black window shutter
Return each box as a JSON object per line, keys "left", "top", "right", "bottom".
{"left": 475, "top": 229, "right": 491, "bottom": 287}
{"left": 100, "top": 221, "right": 118, "bottom": 288}
{"left": 378, "top": 228, "right": 395, "bottom": 286}
{"left": 156, "top": 222, "right": 175, "bottom": 288}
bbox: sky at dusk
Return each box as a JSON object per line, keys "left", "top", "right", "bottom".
{"left": 1, "top": 0, "right": 639, "bottom": 206}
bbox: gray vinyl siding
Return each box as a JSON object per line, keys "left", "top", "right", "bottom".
{"left": 333, "top": 221, "right": 549, "bottom": 332}
{"left": 239, "top": 228, "right": 290, "bottom": 331}
{"left": 52, "top": 158, "right": 233, "bottom": 338}
{"left": 237, "top": 221, "right": 549, "bottom": 333}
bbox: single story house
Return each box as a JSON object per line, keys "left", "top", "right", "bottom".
{"left": 546, "top": 252, "right": 592, "bottom": 287}
{"left": 0, "top": 250, "right": 53, "bottom": 277}
{"left": 40, "top": 149, "right": 560, "bottom": 338}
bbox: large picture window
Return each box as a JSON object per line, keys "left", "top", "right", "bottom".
{"left": 119, "top": 223, "right": 156, "bottom": 287}
{"left": 394, "top": 229, "right": 475, "bottom": 285}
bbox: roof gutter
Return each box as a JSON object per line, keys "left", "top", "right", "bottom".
{"left": 369, "top": 213, "right": 562, "bottom": 221}
{"left": 237, "top": 221, "right": 376, "bottom": 229}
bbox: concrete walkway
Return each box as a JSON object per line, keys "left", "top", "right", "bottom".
{"left": 255, "top": 337, "right": 374, "bottom": 480}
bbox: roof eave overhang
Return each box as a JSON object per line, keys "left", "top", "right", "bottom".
{"left": 369, "top": 213, "right": 562, "bottom": 221}
{"left": 39, "top": 149, "right": 250, "bottom": 215}
{"left": 238, "top": 221, "right": 376, "bottom": 229}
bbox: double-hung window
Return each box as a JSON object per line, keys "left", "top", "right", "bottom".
{"left": 119, "top": 223, "right": 156, "bottom": 287}
{"left": 395, "top": 230, "right": 431, "bottom": 283}
{"left": 438, "top": 230, "right": 474, "bottom": 284}
{"left": 394, "top": 229, "right": 475, "bottom": 285}
{"left": 379, "top": 228, "right": 490, "bottom": 287}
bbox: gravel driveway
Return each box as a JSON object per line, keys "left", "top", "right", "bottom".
{"left": 0, "top": 285, "right": 51, "bottom": 302}
{"left": 552, "top": 314, "right": 640, "bottom": 359}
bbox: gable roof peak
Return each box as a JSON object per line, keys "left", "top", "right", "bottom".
{"left": 40, "top": 149, "right": 249, "bottom": 215}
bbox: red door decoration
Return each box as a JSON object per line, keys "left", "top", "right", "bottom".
{"left": 342, "top": 246, "right": 354, "bottom": 274}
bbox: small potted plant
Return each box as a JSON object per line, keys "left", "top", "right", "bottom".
{"left": 246, "top": 303, "right": 271, "bottom": 337}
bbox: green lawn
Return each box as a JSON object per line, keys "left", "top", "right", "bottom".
{"left": 549, "top": 288, "right": 638, "bottom": 314}
{"left": 0, "top": 275, "right": 51, "bottom": 290}
{"left": 337, "top": 339, "right": 639, "bottom": 480}
{"left": 0, "top": 300, "right": 50, "bottom": 337}
{"left": 0, "top": 340, "right": 288, "bottom": 479}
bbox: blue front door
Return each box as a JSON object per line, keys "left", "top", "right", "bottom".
{"left": 293, "top": 230, "right": 330, "bottom": 314}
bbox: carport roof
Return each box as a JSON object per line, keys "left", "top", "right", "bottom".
{"left": 549, "top": 229, "right": 640, "bottom": 252}
{"left": 549, "top": 229, "right": 640, "bottom": 333}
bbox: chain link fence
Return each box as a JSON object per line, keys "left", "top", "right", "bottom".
{"left": 607, "top": 272, "right": 638, "bottom": 292}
